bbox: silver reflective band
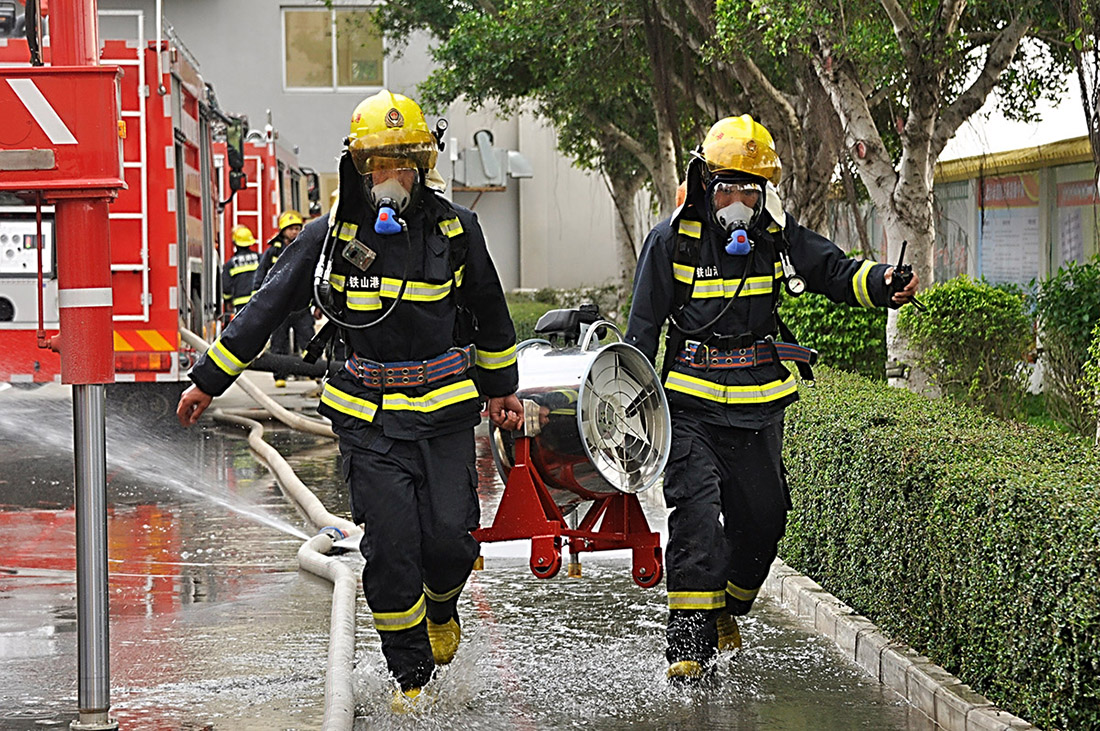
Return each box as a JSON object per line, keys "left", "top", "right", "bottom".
{"left": 58, "top": 288, "right": 113, "bottom": 309}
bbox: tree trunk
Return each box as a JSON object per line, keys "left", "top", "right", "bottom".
{"left": 879, "top": 202, "right": 936, "bottom": 394}
{"left": 605, "top": 168, "right": 648, "bottom": 310}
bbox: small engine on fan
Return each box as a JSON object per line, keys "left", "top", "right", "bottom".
{"left": 476, "top": 304, "right": 671, "bottom": 587}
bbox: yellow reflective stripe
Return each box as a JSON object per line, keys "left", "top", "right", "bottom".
{"left": 773, "top": 260, "right": 783, "bottom": 279}
{"left": 673, "top": 262, "right": 694, "bottom": 284}
{"left": 229, "top": 262, "right": 258, "bottom": 277}
{"left": 726, "top": 582, "right": 760, "bottom": 603}
{"left": 329, "top": 273, "right": 346, "bottom": 292}
{"left": 373, "top": 595, "right": 426, "bottom": 631}
{"left": 231, "top": 294, "right": 252, "bottom": 306}
{"left": 380, "top": 277, "right": 452, "bottom": 302}
{"left": 320, "top": 382, "right": 379, "bottom": 422}
{"left": 691, "top": 275, "right": 774, "bottom": 299}
{"left": 665, "top": 371, "right": 798, "bottom": 404}
{"left": 345, "top": 278, "right": 454, "bottom": 307}
{"left": 853, "top": 260, "right": 876, "bottom": 308}
{"left": 677, "top": 219, "right": 702, "bottom": 239}
{"left": 668, "top": 590, "right": 726, "bottom": 611}
{"left": 382, "top": 379, "right": 480, "bottom": 412}
{"left": 347, "top": 290, "right": 382, "bottom": 311}
{"left": 208, "top": 339, "right": 250, "bottom": 377}
{"left": 424, "top": 581, "right": 465, "bottom": 603}
{"left": 337, "top": 222, "right": 358, "bottom": 241}
{"left": 222, "top": 292, "right": 232, "bottom": 300}
{"left": 476, "top": 345, "right": 517, "bottom": 370}
{"left": 438, "top": 217, "right": 463, "bottom": 238}
{"left": 454, "top": 263, "right": 465, "bottom": 288}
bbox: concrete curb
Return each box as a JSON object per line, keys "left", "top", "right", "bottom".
{"left": 761, "top": 559, "right": 1040, "bottom": 731}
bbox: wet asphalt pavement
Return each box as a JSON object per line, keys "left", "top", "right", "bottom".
{"left": 0, "top": 382, "right": 930, "bottom": 730}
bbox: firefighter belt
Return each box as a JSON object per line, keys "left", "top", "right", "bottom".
{"left": 345, "top": 345, "right": 475, "bottom": 388}
{"left": 676, "top": 340, "right": 817, "bottom": 370}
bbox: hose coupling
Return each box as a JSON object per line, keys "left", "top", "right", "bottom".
{"left": 318, "top": 526, "right": 347, "bottom": 542}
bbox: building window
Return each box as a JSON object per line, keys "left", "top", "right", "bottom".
{"left": 283, "top": 6, "right": 384, "bottom": 90}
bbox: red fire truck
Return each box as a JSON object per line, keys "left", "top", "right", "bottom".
{"left": 0, "top": 9, "right": 318, "bottom": 414}
{"left": 216, "top": 113, "right": 321, "bottom": 254}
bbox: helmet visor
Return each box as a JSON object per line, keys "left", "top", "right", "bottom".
{"left": 348, "top": 137, "right": 437, "bottom": 176}
{"left": 708, "top": 178, "right": 764, "bottom": 232}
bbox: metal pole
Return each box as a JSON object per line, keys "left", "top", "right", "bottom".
{"left": 71, "top": 384, "right": 116, "bottom": 731}
{"left": 51, "top": 2, "right": 118, "bottom": 726}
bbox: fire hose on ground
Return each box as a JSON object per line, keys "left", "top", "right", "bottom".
{"left": 181, "top": 326, "right": 358, "bottom": 730}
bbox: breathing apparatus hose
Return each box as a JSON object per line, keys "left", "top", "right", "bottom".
{"left": 669, "top": 246, "right": 757, "bottom": 338}
{"left": 312, "top": 197, "right": 413, "bottom": 332}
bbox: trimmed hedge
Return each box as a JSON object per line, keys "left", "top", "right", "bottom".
{"left": 783, "top": 367, "right": 1100, "bottom": 730}
{"left": 780, "top": 290, "right": 887, "bottom": 381}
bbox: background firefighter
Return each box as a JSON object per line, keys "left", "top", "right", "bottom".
{"left": 624, "top": 115, "right": 919, "bottom": 683}
{"left": 253, "top": 209, "right": 316, "bottom": 387}
{"left": 221, "top": 224, "right": 260, "bottom": 317}
{"left": 176, "top": 90, "right": 523, "bottom": 709}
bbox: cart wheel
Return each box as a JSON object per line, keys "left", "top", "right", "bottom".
{"left": 632, "top": 547, "right": 663, "bottom": 588}
{"left": 531, "top": 551, "right": 561, "bottom": 579}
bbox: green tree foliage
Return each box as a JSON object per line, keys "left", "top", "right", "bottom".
{"left": 898, "top": 276, "right": 1034, "bottom": 418}
{"left": 713, "top": 0, "right": 1071, "bottom": 296}
{"left": 368, "top": 0, "right": 861, "bottom": 292}
{"left": 780, "top": 291, "right": 886, "bottom": 380}
{"left": 1033, "top": 257, "right": 1100, "bottom": 434}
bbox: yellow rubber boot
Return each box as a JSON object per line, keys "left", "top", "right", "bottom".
{"left": 666, "top": 660, "right": 705, "bottom": 682}
{"left": 426, "top": 618, "right": 461, "bottom": 665}
{"left": 391, "top": 687, "right": 428, "bottom": 713}
{"left": 717, "top": 613, "right": 742, "bottom": 652}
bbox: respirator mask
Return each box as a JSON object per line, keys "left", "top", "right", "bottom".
{"left": 706, "top": 177, "right": 764, "bottom": 255}
{"left": 364, "top": 168, "right": 420, "bottom": 235}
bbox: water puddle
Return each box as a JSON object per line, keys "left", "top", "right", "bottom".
{"left": 0, "top": 386, "right": 925, "bottom": 729}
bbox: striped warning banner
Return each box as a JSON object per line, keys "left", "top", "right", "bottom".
{"left": 113, "top": 329, "right": 178, "bottom": 352}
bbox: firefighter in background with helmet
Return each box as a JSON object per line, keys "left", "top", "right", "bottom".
{"left": 222, "top": 225, "right": 259, "bottom": 317}
{"left": 176, "top": 90, "right": 523, "bottom": 709}
{"left": 254, "top": 209, "right": 315, "bottom": 387}
{"left": 625, "top": 115, "right": 919, "bottom": 683}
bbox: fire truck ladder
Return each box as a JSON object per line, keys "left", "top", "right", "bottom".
{"left": 102, "top": 9, "right": 150, "bottom": 323}
{"left": 234, "top": 147, "right": 265, "bottom": 245}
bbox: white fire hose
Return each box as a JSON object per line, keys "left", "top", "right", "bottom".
{"left": 181, "top": 327, "right": 359, "bottom": 730}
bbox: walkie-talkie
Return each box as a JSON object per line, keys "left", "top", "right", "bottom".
{"left": 891, "top": 240, "right": 926, "bottom": 311}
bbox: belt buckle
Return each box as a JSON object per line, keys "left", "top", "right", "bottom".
{"left": 449, "top": 345, "right": 474, "bottom": 376}
{"left": 355, "top": 355, "right": 385, "bottom": 387}
{"left": 695, "top": 344, "right": 711, "bottom": 370}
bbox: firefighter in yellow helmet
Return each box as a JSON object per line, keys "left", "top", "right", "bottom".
{"left": 625, "top": 115, "right": 919, "bottom": 683}
{"left": 177, "top": 90, "right": 522, "bottom": 708}
{"left": 221, "top": 225, "right": 259, "bottom": 316}
{"left": 253, "top": 209, "right": 313, "bottom": 387}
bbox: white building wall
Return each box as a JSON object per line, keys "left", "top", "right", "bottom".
{"left": 96, "top": 0, "right": 622, "bottom": 292}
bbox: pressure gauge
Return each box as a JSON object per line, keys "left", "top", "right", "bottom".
{"left": 786, "top": 276, "right": 806, "bottom": 296}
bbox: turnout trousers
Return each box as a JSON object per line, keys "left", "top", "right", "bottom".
{"left": 337, "top": 426, "right": 481, "bottom": 690}
{"left": 663, "top": 412, "right": 790, "bottom": 665}
{"left": 270, "top": 309, "right": 315, "bottom": 378}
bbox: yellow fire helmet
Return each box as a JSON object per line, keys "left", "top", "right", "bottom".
{"left": 347, "top": 90, "right": 439, "bottom": 176}
{"left": 232, "top": 225, "right": 257, "bottom": 247}
{"left": 277, "top": 210, "right": 304, "bottom": 231}
{"left": 696, "top": 115, "right": 782, "bottom": 185}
